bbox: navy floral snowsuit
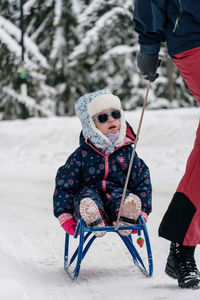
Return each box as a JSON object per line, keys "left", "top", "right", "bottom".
{"left": 53, "top": 124, "right": 152, "bottom": 224}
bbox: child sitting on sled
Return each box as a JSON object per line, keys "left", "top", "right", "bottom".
{"left": 53, "top": 89, "right": 152, "bottom": 237}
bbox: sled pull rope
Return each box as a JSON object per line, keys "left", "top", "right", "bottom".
{"left": 115, "top": 81, "right": 151, "bottom": 229}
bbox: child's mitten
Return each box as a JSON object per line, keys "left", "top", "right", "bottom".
{"left": 140, "top": 211, "right": 148, "bottom": 223}
{"left": 58, "top": 213, "right": 77, "bottom": 236}
{"left": 132, "top": 211, "right": 148, "bottom": 234}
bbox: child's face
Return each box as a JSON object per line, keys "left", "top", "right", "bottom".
{"left": 93, "top": 109, "right": 121, "bottom": 135}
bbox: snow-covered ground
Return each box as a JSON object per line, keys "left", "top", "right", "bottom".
{"left": 0, "top": 107, "right": 200, "bottom": 300}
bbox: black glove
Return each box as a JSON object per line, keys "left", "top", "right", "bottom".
{"left": 137, "top": 52, "right": 161, "bottom": 82}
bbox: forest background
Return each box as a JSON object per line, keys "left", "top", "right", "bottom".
{"left": 0, "top": 0, "right": 198, "bottom": 120}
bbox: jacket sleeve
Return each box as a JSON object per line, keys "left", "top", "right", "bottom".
{"left": 129, "top": 152, "right": 152, "bottom": 215}
{"left": 53, "top": 150, "right": 81, "bottom": 218}
{"left": 133, "top": 0, "right": 167, "bottom": 54}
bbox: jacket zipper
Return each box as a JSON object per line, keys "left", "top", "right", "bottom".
{"left": 86, "top": 140, "right": 126, "bottom": 193}
{"left": 85, "top": 139, "right": 134, "bottom": 193}
{"left": 173, "top": 0, "right": 182, "bottom": 32}
{"left": 85, "top": 140, "right": 110, "bottom": 193}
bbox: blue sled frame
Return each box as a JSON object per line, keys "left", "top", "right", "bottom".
{"left": 64, "top": 215, "right": 153, "bottom": 280}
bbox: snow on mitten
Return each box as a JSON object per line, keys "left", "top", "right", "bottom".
{"left": 58, "top": 213, "right": 77, "bottom": 236}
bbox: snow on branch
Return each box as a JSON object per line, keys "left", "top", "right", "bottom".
{"left": 0, "top": 16, "right": 49, "bottom": 68}
{"left": 50, "top": 27, "right": 65, "bottom": 60}
{"left": 3, "top": 87, "right": 54, "bottom": 117}
{"left": 0, "top": 27, "right": 21, "bottom": 58}
{"left": 78, "top": 0, "right": 128, "bottom": 24}
{"left": 23, "top": 0, "right": 38, "bottom": 15}
{"left": 78, "top": 0, "right": 133, "bottom": 33}
{"left": 30, "top": 16, "right": 50, "bottom": 42}
{"left": 101, "top": 45, "right": 139, "bottom": 60}
{"left": 78, "top": 0, "right": 108, "bottom": 25}
{"left": 53, "top": 0, "right": 63, "bottom": 26}
{"left": 24, "top": 0, "right": 54, "bottom": 15}
{"left": 69, "top": 7, "right": 133, "bottom": 60}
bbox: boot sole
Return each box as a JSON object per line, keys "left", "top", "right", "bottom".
{"left": 179, "top": 278, "right": 200, "bottom": 289}
{"left": 118, "top": 194, "right": 141, "bottom": 236}
{"left": 80, "top": 198, "right": 106, "bottom": 237}
{"left": 165, "top": 263, "right": 200, "bottom": 288}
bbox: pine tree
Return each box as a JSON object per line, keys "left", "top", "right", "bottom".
{"left": 0, "top": 0, "right": 56, "bottom": 119}
{"left": 0, "top": 0, "right": 197, "bottom": 120}
{"left": 68, "top": 0, "right": 139, "bottom": 110}
{"left": 49, "top": 0, "right": 79, "bottom": 115}
{"left": 23, "top": 0, "right": 79, "bottom": 116}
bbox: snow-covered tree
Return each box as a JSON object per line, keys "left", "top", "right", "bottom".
{"left": 21, "top": 0, "right": 80, "bottom": 116}
{"left": 0, "top": 0, "right": 198, "bottom": 120}
{"left": 61, "top": 0, "right": 196, "bottom": 111}
{"left": 0, "top": 0, "right": 56, "bottom": 119}
{"left": 68, "top": 0, "right": 139, "bottom": 111}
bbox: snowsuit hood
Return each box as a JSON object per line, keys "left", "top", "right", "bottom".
{"left": 75, "top": 89, "right": 127, "bottom": 154}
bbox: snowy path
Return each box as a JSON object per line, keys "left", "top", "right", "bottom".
{"left": 0, "top": 108, "right": 200, "bottom": 300}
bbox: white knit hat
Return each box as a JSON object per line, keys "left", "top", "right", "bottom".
{"left": 87, "top": 94, "right": 121, "bottom": 118}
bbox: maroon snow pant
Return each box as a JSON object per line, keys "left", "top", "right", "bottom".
{"left": 159, "top": 47, "right": 200, "bottom": 246}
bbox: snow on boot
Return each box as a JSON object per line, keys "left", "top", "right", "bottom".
{"left": 80, "top": 198, "right": 106, "bottom": 237}
{"left": 165, "top": 242, "right": 200, "bottom": 289}
{"left": 118, "top": 193, "right": 141, "bottom": 236}
{"left": 165, "top": 242, "right": 179, "bottom": 279}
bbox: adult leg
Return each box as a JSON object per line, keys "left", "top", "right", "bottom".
{"left": 159, "top": 47, "right": 200, "bottom": 245}
{"left": 159, "top": 124, "right": 200, "bottom": 245}
{"left": 159, "top": 47, "right": 200, "bottom": 288}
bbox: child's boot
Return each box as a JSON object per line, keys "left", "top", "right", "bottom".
{"left": 80, "top": 198, "right": 106, "bottom": 237}
{"left": 165, "top": 242, "right": 200, "bottom": 289}
{"left": 118, "top": 193, "right": 141, "bottom": 236}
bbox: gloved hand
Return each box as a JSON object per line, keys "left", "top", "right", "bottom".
{"left": 58, "top": 213, "right": 77, "bottom": 236}
{"left": 137, "top": 52, "right": 161, "bottom": 82}
{"left": 62, "top": 218, "right": 77, "bottom": 236}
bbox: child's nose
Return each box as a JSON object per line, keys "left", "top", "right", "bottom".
{"left": 108, "top": 115, "right": 114, "bottom": 121}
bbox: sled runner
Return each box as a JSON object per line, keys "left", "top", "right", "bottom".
{"left": 64, "top": 215, "right": 153, "bottom": 280}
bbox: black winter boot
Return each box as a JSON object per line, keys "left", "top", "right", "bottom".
{"left": 165, "top": 242, "right": 200, "bottom": 289}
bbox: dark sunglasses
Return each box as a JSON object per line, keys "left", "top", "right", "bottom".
{"left": 93, "top": 110, "right": 121, "bottom": 124}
